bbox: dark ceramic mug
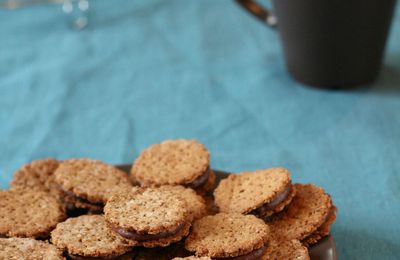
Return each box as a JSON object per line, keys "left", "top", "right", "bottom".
{"left": 237, "top": 0, "right": 397, "bottom": 88}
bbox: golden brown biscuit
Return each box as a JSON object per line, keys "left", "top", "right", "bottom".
{"left": 0, "top": 237, "right": 64, "bottom": 260}
{"left": 131, "top": 140, "right": 211, "bottom": 190}
{"left": 10, "top": 159, "right": 67, "bottom": 208}
{"left": 54, "top": 159, "right": 132, "bottom": 211}
{"left": 214, "top": 168, "right": 295, "bottom": 217}
{"left": 185, "top": 213, "right": 270, "bottom": 258}
{"left": 51, "top": 215, "right": 137, "bottom": 258}
{"left": 104, "top": 187, "right": 191, "bottom": 248}
{"left": 0, "top": 190, "right": 66, "bottom": 238}
{"left": 268, "top": 184, "right": 336, "bottom": 246}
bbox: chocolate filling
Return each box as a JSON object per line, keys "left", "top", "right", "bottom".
{"left": 215, "top": 245, "right": 267, "bottom": 260}
{"left": 250, "top": 184, "right": 292, "bottom": 216}
{"left": 60, "top": 187, "right": 104, "bottom": 207}
{"left": 66, "top": 251, "right": 136, "bottom": 260}
{"left": 110, "top": 223, "right": 185, "bottom": 242}
{"left": 186, "top": 167, "right": 211, "bottom": 189}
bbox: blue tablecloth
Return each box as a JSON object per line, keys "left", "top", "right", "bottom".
{"left": 1, "top": 1, "right": 399, "bottom": 259}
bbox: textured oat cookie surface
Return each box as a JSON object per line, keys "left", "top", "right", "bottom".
{"left": 214, "top": 168, "right": 292, "bottom": 214}
{"left": 268, "top": 184, "right": 333, "bottom": 242}
{"left": 131, "top": 139, "right": 210, "bottom": 186}
{"left": 185, "top": 213, "right": 270, "bottom": 258}
{"left": 158, "top": 185, "right": 206, "bottom": 221}
{"left": 263, "top": 239, "right": 309, "bottom": 260}
{"left": 0, "top": 237, "right": 64, "bottom": 260}
{"left": 104, "top": 187, "right": 189, "bottom": 234}
{"left": 51, "top": 215, "right": 136, "bottom": 257}
{"left": 54, "top": 158, "right": 132, "bottom": 203}
{"left": 10, "top": 159, "right": 65, "bottom": 203}
{"left": 0, "top": 190, "right": 66, "bottom": 238}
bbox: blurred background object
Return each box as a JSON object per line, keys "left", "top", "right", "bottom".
{"left": 1, "top": 0, "right": 89, "bottom": 29}
{"left": 237, "top": 0, "right": 397, "bottom": 88}
{"left": 1, "top": 0, "right": 60, "bottom": 9}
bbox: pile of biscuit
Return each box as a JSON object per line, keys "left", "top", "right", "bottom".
{"left": 0, "top": 139, "right": 337, "bottom": 260}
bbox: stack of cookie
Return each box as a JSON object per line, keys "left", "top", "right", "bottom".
{"left": 0, "top": 139, "right": 337, "bottom": 260}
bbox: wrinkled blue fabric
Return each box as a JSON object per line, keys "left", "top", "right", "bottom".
{"left": 0, "top": 1, "right": 399, "bottom": 259}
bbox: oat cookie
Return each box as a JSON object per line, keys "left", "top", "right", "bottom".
{"left": 10, "top": 159, "right": 67, "bottom": 205}
{"left": 185, "top": 213, "right": 270, "bottom": 258}
{"left": 131, "top": 140, "right": 212, "bottom": 191}
{"left": 104, "top": 187, "right": 191, "bottom": 248}
{"left": 268, "top": 184, "right": 336, "bottom": 246}
{"left": 214, "top": 168, "right": 295, "bottom": 217}
{"left": 0, "top": 190, "right": 66, "bottom": 238}
{"left": 51, "top": 215, "right": 137, "bottom": 258}
{"left": 54, "top": 159, "right": 132, "bottom": 211}
{"left": 0, "top": 237, "right": 64, "bottom": 260}
{"left": 263, "top": 239, "right": 309, "bottom": 260}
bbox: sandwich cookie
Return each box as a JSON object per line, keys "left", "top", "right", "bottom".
{"left": 262, "top": 239, "right": 309, "bottom": 260}
{"left": 214, "top": 168, "right": 296, "bottom": 218}
{"left": 158, "top": 185, "right": 207, "bottom": 221}
{"left": 54, "top": 159, "right": 132, "bottom": 212}
{"left": 185, "top": 213, "right": 270, "bottom": 259}
{"left": 104, "top": 187, "right": 192, "bottom": 248}
{"left": 51, "top": 215, "right": 137, "bottom": 259}
{"left": 0, "top": 237, "right": 64, "bottom": 260}
{"left": 10, "top": 159, "right": 67, "bottom": 208}
{"left": 268, "top": 184, "right": 336, "bottom": 246}
{"left": 0, "top": 190, "right": 66, "bottom": 238}
{"left": 131, "top": 139, "right": 214, "bottom": 193}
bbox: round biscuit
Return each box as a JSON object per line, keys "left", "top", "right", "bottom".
{"left": 131, "top": 140, "right": 210, "bottom": 186}
{"left": 214, "top": 168, "right": 292, "bottom": 214}
{"left": 51, "top": 215, "right": 137, "bottom": 258}
{"left": 54, "top": 159, "right": 132, "bottom": 204}
{"left": 268, "top": 184, "right": 333, "bottom": 242}
{"left": 0, "top": 190, "right": 66, "bottom": 238}
{"left": 104, "top": 187, "right": 190, "bottom": 234}
{"left": 10, "top": 159, "right": 66, "bottom": 207}
{"left": 185, "top": 213, "right": 270, "bottom": 258}
{"left": 0, "top": 237, "right": 64, "bottom": 260}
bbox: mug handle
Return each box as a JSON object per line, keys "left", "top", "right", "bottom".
{"left": 235, "top": 0, "right": 277, "bottom": 27}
